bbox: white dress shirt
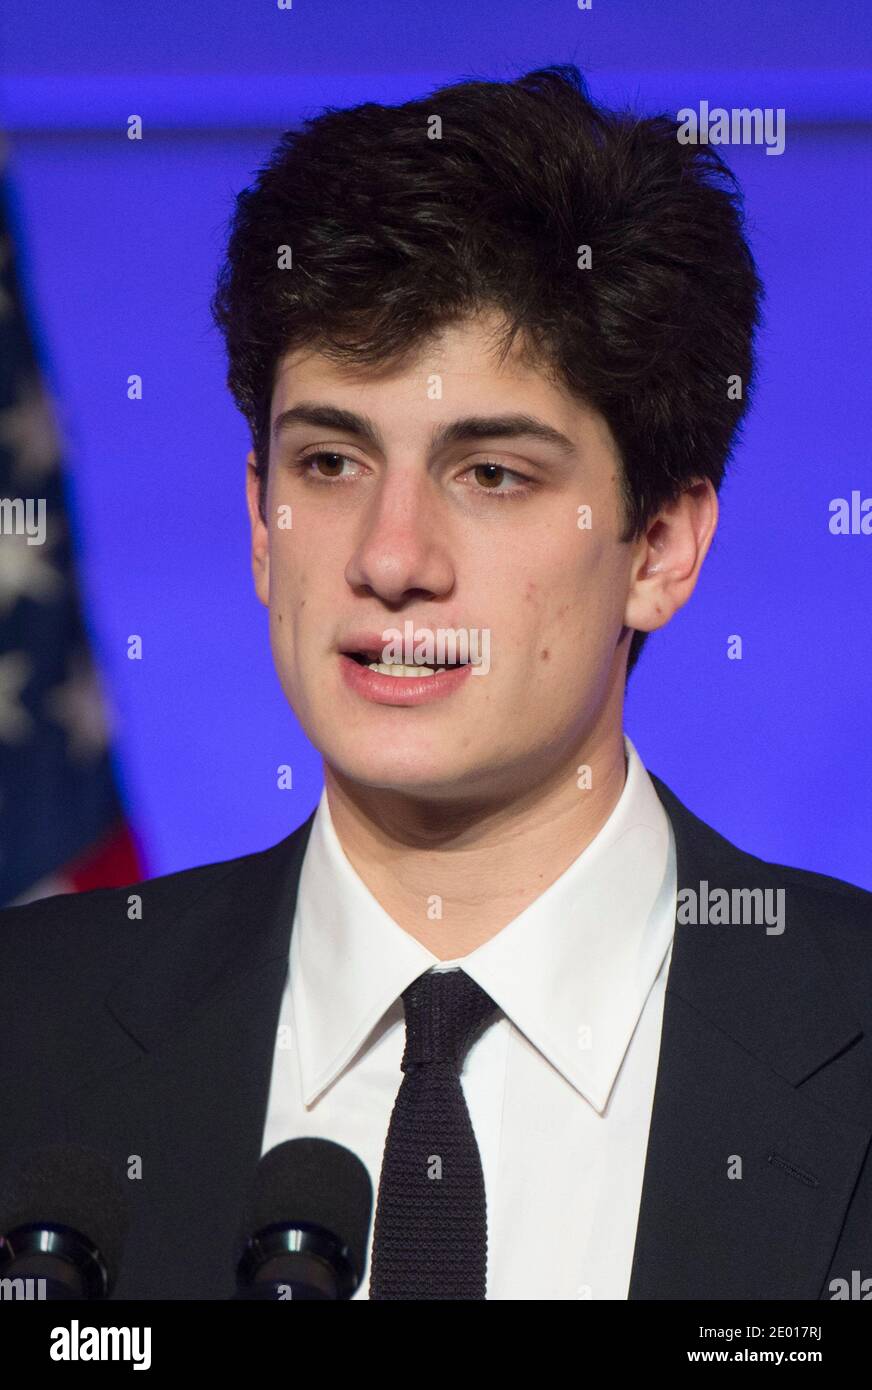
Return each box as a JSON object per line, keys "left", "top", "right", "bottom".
{"left": 260, "top": 733, "right": 676, "bottom": 1299}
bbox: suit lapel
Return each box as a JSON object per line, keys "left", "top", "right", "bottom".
{"left": 61, "top": 813, "right": 316, "bottom": 1299}
{"left": 629, "top": 775, "right": 872, "bottom": 1299}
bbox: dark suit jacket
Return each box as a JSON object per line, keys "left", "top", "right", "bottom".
{"left": 2, "top": 773, "right": 871, "bottom": 1300}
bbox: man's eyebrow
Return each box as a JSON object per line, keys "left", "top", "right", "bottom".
{"left": 272, "top": 403, "right": 387, "bottom": 451}
{"left": 272, "top": 403, "right": 577, "bottom": 457}
{"left": 430, "top": 413, "right": 577, "bottom": 456}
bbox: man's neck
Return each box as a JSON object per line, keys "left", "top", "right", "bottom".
{"left": 322, "top": 734, "right": 629, "bottom": 959}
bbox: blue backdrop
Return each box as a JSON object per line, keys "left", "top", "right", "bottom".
{"left": 1, "top": 0, "right": 869, "bottom": 885}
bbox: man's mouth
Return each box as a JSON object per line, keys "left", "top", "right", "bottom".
{"left": 344, "top": 651, "right": 468, "bottom": 678}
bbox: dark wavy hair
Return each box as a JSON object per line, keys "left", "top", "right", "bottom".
{"left": 211, "top": 64, "right": 764, "bottom": 679}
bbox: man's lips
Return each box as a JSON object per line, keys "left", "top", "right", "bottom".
{"left": 338, "top": 650, "right": 474, "bottom": 705}
{"left": 338, "top": 630, "right": 469, "bottom": 669}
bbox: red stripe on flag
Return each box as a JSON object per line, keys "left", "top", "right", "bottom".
{"left": 66, "top": 822, "right": 146, "bottom": 892}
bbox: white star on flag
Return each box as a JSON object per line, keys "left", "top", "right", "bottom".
{"left": 0, "top": 650, "right": 34, "bottom": 743}
{"left": 0, "top": 523, "right": 64, "bottom": 615}
{"left": 0, "top": 377, "right": 63, "bottom": 483}
{"left": 43, "top": 649, "right": 113, "bottom": 763}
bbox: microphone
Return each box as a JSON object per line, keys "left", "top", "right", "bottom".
{"left": 0, "top": 1144, "right": 128, "bottom": 1299}
{"left": 235, "top": 1138, "right": 373, "bottom": 1300}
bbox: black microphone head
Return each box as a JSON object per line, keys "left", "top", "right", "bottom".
{"left": 0, "top": 1143, "right": 129, "bottom": 1291}
{"left": 241, "top": 1138, "right": 373, "bottom": 1283}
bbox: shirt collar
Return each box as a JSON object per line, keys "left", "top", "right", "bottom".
{"left": 291, "top": 735, "right": 675, "bottom": 1112}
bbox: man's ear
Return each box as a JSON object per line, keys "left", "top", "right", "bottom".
{"left": 245, "top": 450, "right": 269, "bottom": 607}
{"left": 623, "top": 479, "right": 718, "bottom": 637}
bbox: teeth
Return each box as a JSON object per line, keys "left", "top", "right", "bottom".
{"left": 367, "top": 662, "right": 437, "bottom": 677}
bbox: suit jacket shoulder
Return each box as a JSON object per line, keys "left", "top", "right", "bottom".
{"left": 0, "top": 818, "right": 314, "bottom": 976}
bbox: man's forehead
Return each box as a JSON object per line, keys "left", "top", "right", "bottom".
{"left": 270, "top": 321, "right": 571, "bottom": 425}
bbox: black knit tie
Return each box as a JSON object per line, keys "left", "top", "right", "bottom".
{"left": 368, "top": 968, "right": 500, "bottom": 1300}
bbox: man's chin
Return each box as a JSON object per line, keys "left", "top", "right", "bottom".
{"left": 322, "top": 747, "right": 490, "bottom": 802}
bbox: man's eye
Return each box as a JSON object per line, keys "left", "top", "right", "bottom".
{"left": 294, "top": 452, "right": 533, "bottom": 498}
{"left": 463, "top": 462, "right": 534, "bottom": 498}
{"left": 296, "top": 451, "right": 359, "bottom": 480}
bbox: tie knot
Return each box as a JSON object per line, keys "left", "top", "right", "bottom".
{"left": 400, "top": 969, "right": 499, "bottom": 1073}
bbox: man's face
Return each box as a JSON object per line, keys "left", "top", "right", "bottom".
{"left": 247, "top": 311, "right": 637, "bottom": 802}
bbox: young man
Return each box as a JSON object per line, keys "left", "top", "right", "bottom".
{"left": 2, "top": 66, "right": 871, "bottom": 1301}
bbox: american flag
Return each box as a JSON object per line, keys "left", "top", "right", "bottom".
{"left": 0, "top": 143, "right": 143, "bottom": 905}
